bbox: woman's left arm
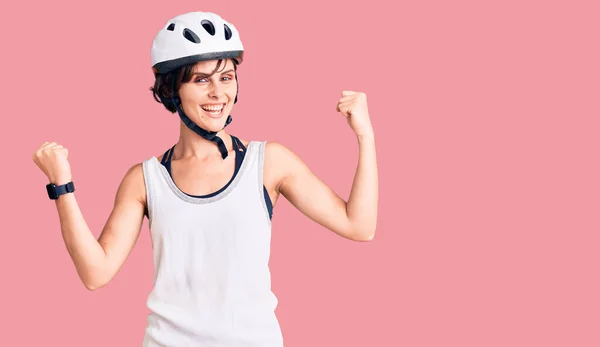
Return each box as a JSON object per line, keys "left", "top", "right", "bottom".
{"left": 268, "top": 91, "right": 378, "bottom": 242}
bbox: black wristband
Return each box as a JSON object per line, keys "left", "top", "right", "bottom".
{"left": 46, "top": 181, "right": 75, "bottom": 200}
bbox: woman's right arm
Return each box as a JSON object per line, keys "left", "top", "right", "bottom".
{"left": 56, "top": 164, "right": 147, "bottom": 290}
{"left": 34, "top": 142, "right": 147, "bottom": 290}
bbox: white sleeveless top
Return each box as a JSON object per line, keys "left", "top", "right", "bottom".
{"left": 141, "top": 141, "right": 283, "bottom": 347}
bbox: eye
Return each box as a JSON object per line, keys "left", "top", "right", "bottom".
{"left": 194, "top": 78, "right": 209, "bottom": 83}
{"left": 222, "top": 76, "right": 232, "bottom": 81}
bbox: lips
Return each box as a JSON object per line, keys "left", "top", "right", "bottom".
{"left": 200, "top": 103, "right": 226, "bottom": 118}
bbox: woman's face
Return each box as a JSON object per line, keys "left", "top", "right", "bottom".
{"left": 178, "top": 59, "right": 237, "bottom": 132}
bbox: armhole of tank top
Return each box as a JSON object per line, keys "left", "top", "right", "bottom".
{"left": 142, "top": 159, "right": 154, "bottom": 229}
{"left": 257, "top": 141, "right": 272, "bottom": 226}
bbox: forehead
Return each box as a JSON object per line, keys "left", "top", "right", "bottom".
{"left": 192, "top": 59, "right": 234, "bottom": 74}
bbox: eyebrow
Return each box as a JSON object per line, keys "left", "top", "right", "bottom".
{"left": 193, "top": 69, "right": 235, "bottom": 76}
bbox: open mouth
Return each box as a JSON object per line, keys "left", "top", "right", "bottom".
{"left": 201, "top": 103, "right": 226, "bottom": 118}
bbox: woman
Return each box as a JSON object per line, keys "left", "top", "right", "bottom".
{"left": 32, "top": 11, "right": 378, "bottom": 347}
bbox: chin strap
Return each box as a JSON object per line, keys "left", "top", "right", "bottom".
{"left": 174, "top": 102, "right": 232, "bottom": 159}
{"left": 165, "top": 75, "right": 239, "bottom": 160}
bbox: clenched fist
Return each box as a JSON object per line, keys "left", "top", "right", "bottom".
{"left": 336, "top": 91, "right": 374, "bottom": 137}
{"left": 32, "top": 142, "right": 72, "bottom": 185}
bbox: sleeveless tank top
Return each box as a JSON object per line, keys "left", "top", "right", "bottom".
{"left": 159, "top": 135, "right": 273, "bottom": 220}
{"left": 141, "top": 141, "right": 283, "bottom": 347}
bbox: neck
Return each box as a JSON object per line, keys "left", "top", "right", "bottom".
{"left": 174, "top": 122, "right": 232, "bottom": 160}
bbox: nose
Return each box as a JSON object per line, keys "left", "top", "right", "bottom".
{"left": 208, "top": 81, "right": 223, "bottom": 98}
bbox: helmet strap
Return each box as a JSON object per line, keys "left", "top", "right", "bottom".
{"left": 169, "top": 77, "right": 232, "bottom": 160}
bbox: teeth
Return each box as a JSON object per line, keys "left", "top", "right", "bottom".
{"left": 201, "top": 104, "right": 224, "bottom": 111}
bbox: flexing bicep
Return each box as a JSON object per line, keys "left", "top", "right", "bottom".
{"left": 268, "top": 142, "right": 357, "bottom": 240}
{"left": 96, "top": 163, "right": 147, "bottom": 285}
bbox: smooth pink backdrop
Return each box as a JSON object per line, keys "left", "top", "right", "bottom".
{"left": 2, "top": 0, "right": 599, "bottom": 346}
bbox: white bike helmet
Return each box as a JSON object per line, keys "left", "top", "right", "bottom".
{"left": 151, "top": 12, "right": 244, "bottom": 74}
{"left": 150, "top": 12, "right": 244, "bottom": 160}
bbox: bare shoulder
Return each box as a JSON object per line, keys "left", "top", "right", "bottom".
{"left": 264, "top": 141, "right": 297, "bottom": 163}
{"left": 263, "top": 141, "right": 305, "bottom": 192}
{"left": 116, "top": 161, "right": 147, "bottom": 206}
{"left": 122, "top": 161, "right": 145, "bottom": 181}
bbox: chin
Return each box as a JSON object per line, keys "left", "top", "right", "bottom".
{"left": 198, "top": 116, "right": 229, "bottom": 132}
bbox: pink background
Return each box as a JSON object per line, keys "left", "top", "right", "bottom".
{"left": 2, "top": 0, "right": 599, "bottom": 346}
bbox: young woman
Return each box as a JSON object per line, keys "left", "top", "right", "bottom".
{"left": 32, "top": 11, "right": 378, "bottom": 347}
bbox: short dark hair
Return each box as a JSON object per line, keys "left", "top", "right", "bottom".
{"left": 150, "top": 59, "right": 237, "bottom": 113}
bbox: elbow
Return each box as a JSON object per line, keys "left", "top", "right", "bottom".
{"left": 84, "top": 283, "right": 99, "bottom": 291}
{"left": 355, "top": 231, "right": 375, "bottom": 242}
{"left": 83, "top": 279, "right": 105, "bottom": 291}
{"left": 77, "top": 256, "right": 112, "bottom": 291}
{"left": 345, "top": 214, "right": 377, "bottom": 242}
{"left": 84, "top": 281, "right": 103, "bottom": 291}
{"left": 81, "top": 271, "right": 111, "bottom": 291}
{"left": 349, "top": 225, "right": 376, "bottom": 242}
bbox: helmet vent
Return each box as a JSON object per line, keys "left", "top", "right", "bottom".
{"left": 201, "top": 20, "right": 216, "bottom": 36}
{"left": 183, "top": 28, "right": 201, "bottom": 43}
{"left": 224, "top": 24, "right": 232, "bottom": 40}
{"left": 166, "top": 23, "right": 175, "bottom": 31}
